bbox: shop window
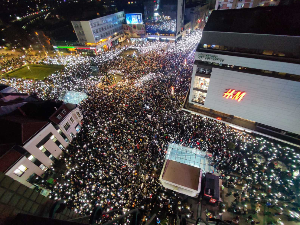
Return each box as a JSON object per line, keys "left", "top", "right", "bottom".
{"left": 64, "top": 122, "right": 70, "bottom": 131}
{"left": 14, "top": 165, "right": 27, "bottom": 177}
{"left": 192, "top": 90, "right": 207, "bottom": 105}
{"left": 194, "top": 77, "right": 210, "bottom": 91}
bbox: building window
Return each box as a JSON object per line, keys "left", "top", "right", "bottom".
{"left": 27, "top": 154, "right": 41, "bottom": 167}
{"left": 76, "top": 112, "right": 81, "bottom": 118}
{"left": 28, "top": 155, "right": 35, "bottom": 161}
{"left": 39, "top": 146, "right": 51, "bottom": 157}
{"left": 14, "top": 165, "right": 27, "bottom": 177}
{"left": 50, "top": 135, "right": 58, "bottom": 142}
{"left": 51, "top": 134, "right": 65, "bottom": 150}
{"left": 39, "top": 164, "right": 48, "bottom": 171}
{"left": 70, "top": 132, "right": 75, "bottom": 139}
{"left": 56, "top": 114, "right": 62, "bottom": 120}
{"left": 64, "top": 122, "right": 70, "bottom": 131}
{"left": 62, "top": 109, "right": 66, "bottom": 114}
{"left": 57, "top": 129, "right": 69, "bottom": 143}
{"left": 39, "top": 146, "right": 47, "bottom": 153}
{"left": 70, "top": 117, "right": 74, "bottom": 123}
{"left": 75, "top": 124, "right": 81, "bottom": 132}
{"left": 192, "top": 90, "right": 207, "bottom": 105}
{"left": 194, "top": 77, "right": 210, "bottom": 91}
{"left": 49, "top": 154, "right": 56, "bottom": 162}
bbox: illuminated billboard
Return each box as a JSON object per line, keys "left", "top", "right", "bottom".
{"left": 126, "top": 13, "right": 143, "bottom": 24}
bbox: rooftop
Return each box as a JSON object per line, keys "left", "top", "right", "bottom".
{"left": 204, "top": 6, "right": 300, "bottom": 36}
{"left": 162, "top": 160, "right": 201, "bottom": 190}
{"left": 0, "top": 114, "right": 48, "bottom": 145}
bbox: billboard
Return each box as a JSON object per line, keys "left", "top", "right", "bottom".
{"left": 123, "top": 24, "right": 145, "bottom": 35}
{"left": 126, "top": 13, "right": 143, "bottom": 24}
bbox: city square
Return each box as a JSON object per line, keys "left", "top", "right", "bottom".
{"left": 0, "top": 1, "right": 300, "bottom": 225}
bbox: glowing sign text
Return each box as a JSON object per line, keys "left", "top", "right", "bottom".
{"left": 223, "top": 89, "right": 246, "bottom": 102}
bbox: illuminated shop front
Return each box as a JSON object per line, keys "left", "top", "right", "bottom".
{"left": 186, "top": 7, "right": 300, "bottom": 146}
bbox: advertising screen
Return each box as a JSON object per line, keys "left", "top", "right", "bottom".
{"left": 126, "top": 13, "right": 143, "bottom": 24}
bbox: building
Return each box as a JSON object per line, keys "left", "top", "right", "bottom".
{"left": 0, "top": 84, "right": 17, "bottom": 94}
{"left": 160, "top": 159, "right": 202, "bottom": 197}
{"left": 71, "top": 11, "right": 125, "bottom": 52}
{"left": 144, "top": 0, "right": 158, "bottom": 20}
{"left": 160, "top": 144, "right": 216, "bottom": 197}
{"left": 215, "top": 0, "right": 280, "bottom": 9}
{"left": 145, "top": 0, "right": 185, "bottom": 41}
{"left": 185, "top": 3, "right": 209, "bottom": 30}
{"left": 0, "top": 94, "right": 83, "bottom": 191}
{"left": 185, "top": 6, "right": 300, "bottom": 146}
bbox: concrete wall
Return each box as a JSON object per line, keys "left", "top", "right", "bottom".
{"left": 201, "top": 68, "right": 300, "bottom": 135}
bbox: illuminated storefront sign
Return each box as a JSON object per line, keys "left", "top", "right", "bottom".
{"left": 223, "top": 89, "right": 246, "bottom": 102}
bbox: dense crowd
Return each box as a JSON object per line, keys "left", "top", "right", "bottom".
{"left": 146, "top": 19, "right": 176, "bottom": 34}
{"left": 1, "top": 31, "right": 299, "bottom": 224}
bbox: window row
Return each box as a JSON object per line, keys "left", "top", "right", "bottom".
{"left": 192, "top": 90, "right": 207, "bottom": 105}
{"left": 193, "top": 76, "right": 210, "bottom": 91}
{"left": 93, "top": 23, "right": 122, "bottom": 34}
{"left": 90, "top": 17, "right": 124, "bottom": 28}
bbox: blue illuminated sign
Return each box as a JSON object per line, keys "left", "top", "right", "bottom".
{"left": 126, "top": 13, "right": 143, "bottom": 24}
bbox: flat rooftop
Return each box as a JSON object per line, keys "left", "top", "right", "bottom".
{"left": 162, "top": 160, "right": 200, "bottom": 190}
{"left": 166, "top": 143, "right": 215, "bottom": 173}
{"left": 204, "top": 5, "right": 300, "bottom": 36}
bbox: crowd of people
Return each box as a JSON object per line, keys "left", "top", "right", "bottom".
{"left": 146, "top": 19, "right": 176, "bottom": 34}
{"left": 0, "top": 51, "right": 45, "bottom": 74}
{"left": 1, "top": 30, "right": 299, "bottom": 224}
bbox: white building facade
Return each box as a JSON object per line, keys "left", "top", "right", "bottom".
{"left": 59, "top": 107, "right": 82, "bottom": 142}
{"left": 71, "top": 11, "right": 125, "bottom": 46}
{"left": 5, "top": 123, "right": 68, "bottom": 188}
{"left": 3, "top": 105, "right": 83, "bottom": 190}
{"left": 189, "top": 53, "right": 300, "bottom": 136}
{"left": 186, "top": 7, "right": 300, "bottom": 146}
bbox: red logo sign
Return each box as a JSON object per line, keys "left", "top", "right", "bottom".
{"left": 223, "top": 89, "right": 246, "bottom": 102}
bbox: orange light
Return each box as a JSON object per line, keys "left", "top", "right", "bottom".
{"left": 232, "top": 91, "right": 246, "bottom": 102}
{"left": 223, "top": 89, "right": 246, "bottom": 102}
{"left": 216, "top": 117, "right": 222, "bottom": 120}
{"left": 223, "top": 89, "right": 235, "bottom": 99}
